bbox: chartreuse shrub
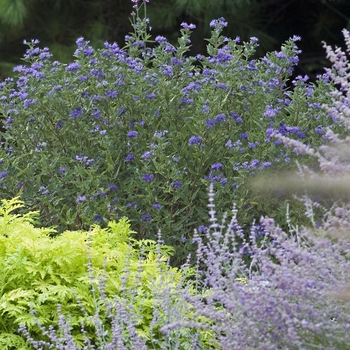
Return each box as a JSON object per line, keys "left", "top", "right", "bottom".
{"left": 0, "top": 197, "right": 215, "bottom": 349}
{"left": 0, "top": 0, "right": 346, "bottom": 265}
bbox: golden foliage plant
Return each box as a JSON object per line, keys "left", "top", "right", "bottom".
{"left": 0, "top": 197, "right": 187, "bottom": 348}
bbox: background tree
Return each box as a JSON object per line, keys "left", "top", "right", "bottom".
{"left": 0, "top": 0, "right": 349, "bottom": 80}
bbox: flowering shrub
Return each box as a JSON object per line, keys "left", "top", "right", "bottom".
{"left": 160, "top": 185, "right": 350, "bottom": 350}
{"left": 156, "top": 28, "right": 350, "bottom": 350}
{"left": 5, "top": 25, "right": 350, "bottom": 348}
{"left": 0, "top": 0, "right": 345, "bottom": 267}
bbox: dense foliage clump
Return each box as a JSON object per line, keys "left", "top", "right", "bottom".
{"left": 0, "top": 2, "right": 346, "bottom": 265}
{"left": 0, "top": 197, "right": 209, "bottom": 349}
{"left": 1, "top": 1, "right": 350, "bottom": 349}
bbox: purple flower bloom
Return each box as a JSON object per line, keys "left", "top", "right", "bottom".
{"left": 56, "top": 120, "right": 64, "bottom": 129}
{"left": 155, "top": 35, "right": 167, "bottom": 44}
{"left": 127, "top": 131, "right": 138, "bottom": 138}
{"left": 225, "top": 140, "right": 233, "bottom": 148}
{"left": 145, "top": 93, "right": 156, "bottom": 99}
{"left": 315, "top": 125, "right": 325, "bottom": 135}
{"left": 240, "top": 132, "right": 248, "bottom": 141}
{"left": 66, "top": 62, "right": 81, "bottom": 71}
{"left": 142, "top": 173, "right": 154, "bottom": 182}
{"left": 211, "top": 163, "right": 223, "bottom": 170}
{"left": 76, "top": 195, "right": 87, "bottom": 204}
{"left": 180, "top": 22, "right": 196, "bottom": 30}
{"left": 209, "top": 17, "right": 228, "bottom": 29}
{"left": 259, "top": 161, "right": 272, "bottom": 170}
{"left": 286, "top": 126, "right": 299, "bottom": 134}
{"left": 152, "top": 203, "right": 162, "bottom": 210}
{"left": 173, "top": 181, "right": 182, "bottom": 189}
{"left": 206, "top": 118, "right": 215, "bottom": 128}
{"left": 23, "top": 99, "right": 36, "bottom": 108}
{"left": 126, "top": 202, "right": 137, "bottom": 208}
{"left": 125, "top": 153, "right": 134, "bottom": 162}
{"left": 141, "top": 151, "right": 154, "bottom": 159}
{"left": 108, "top": 184, "right": 118, "bottom": 191}
{"left": 70, "top": 107, "right": 83, "bottom": 118}
{"left": 141, "top": 213, "right": 151, "bottom": 222}
{"left": 181, "top": 97, "right": 194, "bottom": 104}
{"left": 160, "top": 64, "right": 173, "bottom": 77}
{"left": 214, "top": 113, "right": 226, "bottom": 123}
{"left": 93, "top": 214, "right": 103, "bottom": 222}
{"left": 198, "top": 225, "right": 208, "bottom": 233}
{"left": 58, "top": 167, "right": 67, "bottom": 174}
{"left": 220, "top": 178, "right": 228, "bottom": 185}
{"left": 0, "top": 171, "right": 7, "bottom": 179}
{"left": 188, "top": 136, "right": 202, "bottom": 145}
{"left": 39, "top": 186, "right": 50, "bottom": 195}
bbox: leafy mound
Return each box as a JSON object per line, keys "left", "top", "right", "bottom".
{"left": 0, "top": 14, "right": 343, "bottom": 265}
{"left": 0, "top": 197, "right": 192, "bottom": 349}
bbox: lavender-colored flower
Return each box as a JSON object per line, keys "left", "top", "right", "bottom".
{"left": 286, "top": 126, "right": 299, "bottom": 134}
{"left": 153, "top": 130, "right": 168, "bottom": 138}
{"left": 124, "top": 202, "right": 135, "bottom": 209}
{"left": 155, "top": 35, "right": 167, "bottom": 44}
{"left": 188, "top": 136, "right": 202, "bottom": 145}
{"left": 39, "top": 186, "right": 50, "bottom": 195}
{"left": 125, "top": 153, "right": 134, "bottom": 162}
{"left": 145, "top": 93, "right": 156, "bottom": 99}
{"left": 93, "top": 214, "right": 103, "bottom": 223}
{"left": 0, "top": 171, "right": 7, "bottom": 179}
{"left": 58, "top": 167, "right": 67, "bottom": 174}
{"left": 209, "top": 17, "right": 228, "bottom": 29}
{"left": 197, "top": 225, "right": 208, "bottom": 233}
{"left": 181, "top": 97, "right": 194, "bottom": 104}
{"left": 140, "top": 213, "right": 151, "bottom": 222}
{"left": 239, "top": 132, "right": 248, "bottom": 141}
{"left": 66, "top": 62, "right": 81, "bottom": 71}
{"left": 315, "top": 125, "right": 325, "bottom": 135}
{"left": 56, "top": 120, "right": 64, "bottom": 129}
{"left": 160, "top": 64, "right": 173, "bottom": 77}
{"left": 220, "top": 178, "right": 228, "bottom": 185}
{"left": 23, "top": 99, "right": 36, "bottom": 108}
{"left": 142, "top": 173, "right": 154, "bottom": 182}
{"left": 225, "top": 140, "right": 233, "bottom": 148}
{"left": 70, "top": 107, "right": 83, "bottom": 118}
{"left": 152, "top": 203, "right": 162, "bottom": 210}
{"left": 211, "top": 163, "right": 223, "bottom": 170}
{"left": 180, "top": 22, "right": 196, "bottom": 30}
{"left": 127, "top": 131, "right": 138, "bottom": 138}
{"left": 108, "top": 184, "right": 118, "bottom": 191}
{"left": 76, "top": 195, "right": 87, "bottom": 204}
{"left": 206, "top": 118, "right": 215, "bottom": 128}
{"left": 214, "top": 113, "right": 226, "bottom": 123}
{"left": 202, "top": 105, "right": 209, "bottom": 114}
{"left": 172, "top": 181, "right": 182, "bottom": 189}
{"left": 141, "top": 151, "right": 154, "bottom": 159}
